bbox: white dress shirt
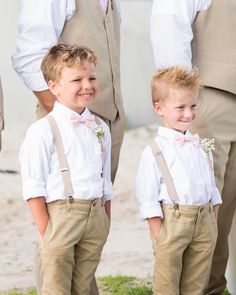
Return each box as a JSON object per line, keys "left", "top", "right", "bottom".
{"left": 135, "top": 126, "right": 222, "bottom": 220}
{"left": 150, "top": 0, "right": 212, "bottom": 69}
{"left": 19, "top": 101, "right": 113, "bottom": 202}
{"left": 12, "top": 0, "right": 120, "bottom": 92}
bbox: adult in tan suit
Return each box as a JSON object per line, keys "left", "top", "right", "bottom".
{"left": 151, "top": 0, "right": 236, "bottom": 294}
{"left": 0, "top": 77, "right": 4, "bottom": 151}
{"left": 12, "top": 1, "right": 124, "bottom": 294}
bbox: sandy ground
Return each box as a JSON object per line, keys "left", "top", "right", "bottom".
{"left": 0, "top": 125, "right": 157, "bottom": 293}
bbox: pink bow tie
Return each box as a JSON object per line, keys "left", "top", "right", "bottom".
{"left": 70, "top": 113, "right": 95, "bottom": 128}
{"left": 175, "top": 134, "right": 200, "bottom": 146}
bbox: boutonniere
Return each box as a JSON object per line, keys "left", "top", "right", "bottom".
{"left": 92, "top": 125, "right": 105, "bottom": 140}
{"left": 200, "top": 138, "right": 215, "bottom": 170}
{"left": 92, "top": 125, "right": 106, "bottom": 160}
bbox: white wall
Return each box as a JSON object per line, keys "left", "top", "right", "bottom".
{"left": 120, "top": 0, "right": 156, "bottom": 128}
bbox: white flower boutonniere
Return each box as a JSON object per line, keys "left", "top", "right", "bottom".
{"left": 92, "top": 125, "right": 105, "bottom": 140}
{"left": 92, "top": 125, "right": 106, "bottom": 159}
{"left": 200, "top": 138, "right": 215, "bottom": 170}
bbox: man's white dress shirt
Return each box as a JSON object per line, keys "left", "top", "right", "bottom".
{"left": 150, "top": 0, "right": 212, "bottom": 69}
{"left": 19, "top": 102, "right": 113, "bottom": 202}
{"left": 135, "top": 127, "right": 222, "bottom": 220}
{"left": 12, "top": 0, "right": 120, "bottom": 92}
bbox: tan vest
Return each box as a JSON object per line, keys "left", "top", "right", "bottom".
{"left": 192, "top": 0, "right": 236, "bottom": 95}
{"left": 0, "top": 78, "right": 4, "bottom": 151}
{"left": 60, "top": 0, "right": 123, "bottom": 121}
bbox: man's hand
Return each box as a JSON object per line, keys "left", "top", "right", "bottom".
{"left": 34, "top": 90, "right": 56, "bottom": 113}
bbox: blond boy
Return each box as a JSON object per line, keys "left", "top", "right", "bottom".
{"left": 19, "top": 44, "right": 112, "bottom": 294}
{"left": 135, "top": 67, "right": 222, "bottom": 295}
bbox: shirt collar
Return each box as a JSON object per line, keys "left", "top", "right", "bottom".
{"left": 52, "top": 101, "right": 92, "bottom": 123}
{"left": 157, "top": 126, "right": 192, "bottom": 141}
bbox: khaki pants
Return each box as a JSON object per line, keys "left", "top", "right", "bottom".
{"left": 191, "top": 87, "right": 236, "bottom": 294}
{"left": 37, "top": 198, "right": 110, "bottom": 295}
{"left": 151, "top": 203, "right": 218, "bottom": 295}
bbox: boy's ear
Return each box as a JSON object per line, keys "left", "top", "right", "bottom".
{"left": 48, "top": 80, "right": 58, "bottom": 96}
{"left": 154, "top": 101, "right": 163, "bottom": 116}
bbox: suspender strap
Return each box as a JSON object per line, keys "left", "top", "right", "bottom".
{"left": 95, "top": 116, "right": 101, "bottom": 125}
{"left": 150, "top": 140, "right": 179, "bottom": 204}
{"left": 47, "top": 114, "right": 74, "bottom": 200}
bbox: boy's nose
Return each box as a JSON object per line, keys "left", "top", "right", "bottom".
{"left": 82, "top": 80, "right": 92, "bottom": 89}
{"left": 184, "top": 109, "right": 193, "bottom": 118}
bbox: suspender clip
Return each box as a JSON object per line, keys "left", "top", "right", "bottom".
{"left": 153, "top": 151, "right": 162, "bottom": 157}
{"left": 173, "top": 203, "right": 179, "bottom": 211}
{"left": 67, "top": 195, "right": 74, "bottom": 204}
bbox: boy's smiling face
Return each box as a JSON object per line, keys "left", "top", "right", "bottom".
{"left": 48, "top": 60, "right": 98, "bottom": 113}
{"left": 154, "top": 87, "right": 198, "bottom": 134}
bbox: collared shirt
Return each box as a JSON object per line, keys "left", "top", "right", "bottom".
{"left": 150, "top": 0, "right": 212, "bottom": 69}
{"left": 135, "top": 126, "right": 222, "bottom": 220}
{"left": 12, "top": 0, "right": 120, "bottom": 92}
{"left": 19, "top": 101, "right": 113, "bottom": 202}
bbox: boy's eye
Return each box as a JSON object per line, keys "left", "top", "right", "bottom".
{"left": 191, "top": 105, "right": 197, "bottom": 109}
{"left": 176, "top": 106, "right": 184, "bottom": 109}
{"left": 89, "top": 77, "right": 97, "bottom": 81}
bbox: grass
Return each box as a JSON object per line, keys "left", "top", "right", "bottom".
{"left": 97, "top": 275, "right": 152, "bottom": 295}
{"left": 3, "top": 275, "right": 232, "bottom": 295}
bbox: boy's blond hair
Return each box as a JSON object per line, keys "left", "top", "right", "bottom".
{"left": 151, "top": 66, "right": 202, "bottom": 105}
{"left": 41, "top": 43, "right": 98, "bottom": 83}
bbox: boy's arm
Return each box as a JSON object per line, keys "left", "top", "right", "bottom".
{"left": 101, "top": 122, "right": 113, "bottom": 217}
{"left": 28, "top": 197, "right": 49, "bottom": 237}
{"left": 147, "top": 217, "right": 162, "bottom": 240}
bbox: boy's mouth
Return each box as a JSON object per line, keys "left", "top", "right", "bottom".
{"left": 78, "top": 93, "right": 93, "bottom": 97}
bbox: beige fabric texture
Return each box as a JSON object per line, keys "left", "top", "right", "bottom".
{"left": 151, "top": 203, "right": 218, "bottom": 295}
{"left": 191, "top": 87, "right": 236, "bottom": 294}
{"left": 38, "top": 199, "right": 110, "bottom": 295}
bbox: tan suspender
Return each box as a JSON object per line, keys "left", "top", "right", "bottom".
{"left": 47, "top": 114, "right": 103, "bottom": 202}
{"left": 47, "top": 115, "right": 74, "bottom": 201}
{"left": 150, "top": 140, "right": 180, "bottom": 205}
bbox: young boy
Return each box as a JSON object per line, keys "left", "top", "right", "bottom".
{"left": 135, "top": 67, "right": 222, "bottom": 295}
{"left": 19, "top": 44, "right": 112, "bottom": 295}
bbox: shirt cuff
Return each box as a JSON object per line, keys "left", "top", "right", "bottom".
{"left": 139, "top": 201, "right": 163, "bottom": 220}
{"left": 103, "top": 179, "right": 114, "bottom": 201}
{"left": 211, "top": 187, "right": 222, "bottom": 206}
{"left": 22, "top": 179, "right": 47, "bottom": 201}
{"left": 21, "top": 72, "right": 48, "bottom": 92}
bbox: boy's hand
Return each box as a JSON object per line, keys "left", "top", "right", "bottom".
{"left": 213, "top": 204, "right": 220, "bottom": 220}
{"left": 104, "top": 200, "right": 111, "bottom": 219}
{"left": 147, "top": 217, "right": 162, "bottom": 240}
{"left": 27, "top": 197, "right": 49, "bottom": 237}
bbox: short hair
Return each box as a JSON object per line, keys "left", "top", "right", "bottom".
{"left": 151, "top": 66, "right": 202, "bottom": 105}
{"left": 41, "top": 43, "right": 98, "bottom": 83}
